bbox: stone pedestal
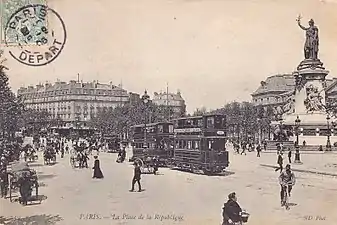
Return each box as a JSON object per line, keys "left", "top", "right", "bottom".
{"left": 282, "top": 59, "right": 332, "bottom": 147}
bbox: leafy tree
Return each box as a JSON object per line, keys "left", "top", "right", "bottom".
{"left": 0, "top": 65, "right": 23, "bottom": 140}
{"left": 90, "top": 100, "right": 175, "bottom": 139}
{"left": 18, "top": 108, "right": 52, "bottom": 135}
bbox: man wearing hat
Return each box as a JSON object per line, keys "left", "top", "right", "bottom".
{"left": 222, "top": 192, "right": 243, "bottom": 225}
{"left": 130, "top": 161, "right": 142, "bottom": 192}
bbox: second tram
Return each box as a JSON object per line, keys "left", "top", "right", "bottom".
{"left": 169, "top": 114, "right": 229, "bottom": 174}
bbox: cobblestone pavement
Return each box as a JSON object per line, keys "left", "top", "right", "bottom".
{"left": 1, "top": 149, "right": 337, "bottom": 225}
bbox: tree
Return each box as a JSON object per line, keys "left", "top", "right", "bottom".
{"left": 90, "top": 101, "right": 174, "bottom": 139}
{"left": 0, "top": 65, "right": 23, "bottom": 140}
{"left": 193, "top": 107, "right": 207, "bottom": 116}
{"left": 18, "top": 108, "right": 51, "bottom": 135}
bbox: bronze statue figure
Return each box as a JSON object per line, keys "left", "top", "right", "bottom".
{"left": 297, "top": 15, "right": 319, "bottom": 60}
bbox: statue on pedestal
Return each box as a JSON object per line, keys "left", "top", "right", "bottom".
{"left": 297, "top": 15, "right": 319, "bottom": 60}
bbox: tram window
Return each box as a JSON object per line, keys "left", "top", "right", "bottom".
{"left": 175, "top": 140, "right": 179, "bottom": 148}
{"left": 182, "top": 140, "right": 187, "bottom": 148}
{"left": 208, "top": 140, "right": 214, "bottom": 150}
{"left": 207, "top": 117, "right": 214, "bottom": 128}
{"left": 169, "top": 125, "right": 173, "bottom": 133}
{"left": 195, "top": 141, "right": 200, "bottom": 149}
{"left": 187, "top": 141, "right": 192, "bottom": 149}
{"left": 158, "top": 125, "right": 164, "bottom": 133}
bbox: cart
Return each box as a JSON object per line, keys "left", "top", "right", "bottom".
{"left": 134, "top": 157, "right": 158, "bottom": 174}
{"left": 70, "top": 154, "right": 81, "bottom": 168}
{"left": 43, "top": 150, "right": 56, "bottom": 165}
{"left": 7, "top": 162, "right": 39, "bottom": 205}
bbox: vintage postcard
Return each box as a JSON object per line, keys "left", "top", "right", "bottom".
{"left": 1, "top": 0, "right": 337, "bottom": 224}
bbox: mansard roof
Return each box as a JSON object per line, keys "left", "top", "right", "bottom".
{"left": 252, "top": 74, "right": 336, "bottom": 97}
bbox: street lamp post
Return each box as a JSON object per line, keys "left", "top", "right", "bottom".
{"left": 279, "top": 118, "right": 284, "bottom": 145}
{"left": 294, "top": 115, "right": 302, "bottom": 163}
{"left": 257, "top": 118, "right": 261, "bottom": 145}
{"left": 326, "top": 115, "right": 332, "bottom": 151}
{"left": 141, "top": 90, "right": 150, "bottom": 149}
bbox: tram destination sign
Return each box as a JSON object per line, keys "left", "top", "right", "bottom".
{"left": 174, "top": 128, "right": 202, "bottom": 133}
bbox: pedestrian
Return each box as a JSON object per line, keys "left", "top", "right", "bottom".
{"left": 275, "top": 152, "right": 284, "bottom": 173}
{"left": 263, "top": 141, "right": 267, "bottom": 151}
{"left": 288, "top": 148, "right": 292, "bottom": 164}
{"left": 153, "top": 157, "right": 159, "bottom": 175}
{"left": 276, "top": 143, "right": 281, "bottom": 155}
{"left": 222, "top": 192, "right": 243, "bottom": 225}
{"left": 240, "top": 143, "right": 246, "bottom": 155}
{"left": 92, "top": 156, "right": 104, "bottom": 179}
{"left": 130, "top": 162, "right": 142, "bottom": 192}
{"left": 256, "top": 144, "right": 261, "bottom": 157}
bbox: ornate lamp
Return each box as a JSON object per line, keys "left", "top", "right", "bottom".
{"left": 141, "top": 90, "right": 150, "bottom": 149}
{"left": 294, "top": 116, "right": 302, "bottom": 163}
{"left": 326, "top": 115, "right": 332, "bottom": 151}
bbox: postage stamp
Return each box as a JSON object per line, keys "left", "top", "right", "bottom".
{"left": 0, "top": 0, "right": 48, "bottom": 45}
{"left": 2, "top": 3, "right": 66, "bottom": 66}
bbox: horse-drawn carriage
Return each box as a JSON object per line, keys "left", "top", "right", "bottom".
{"left": 70, "top": 153, "right": 81, "bottom": 168}
{"left": 43, "top": 149, "right": 56, "bottom": 165}
{"left": 133, "top": 157, "right": 159, "bottom": 174}
{"left": 7, "top": 162, "right": 39, "bottom": 205}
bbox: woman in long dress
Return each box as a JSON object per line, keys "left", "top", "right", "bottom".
{"left": 92, "top": 156, "right": 104, "bottom": 179}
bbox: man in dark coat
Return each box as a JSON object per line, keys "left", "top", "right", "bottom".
{"left": 288, "top": 148, "right": 292, "bottom": 164}
{"left": 222, "top": 192, "right": 242, "bottom": 225}
{"left": 130, "top": 162, "right": 142, "bottom": 192}
{"left": 92, "top": 156, "right": 104, "bottom": 179}
{"left": 256, "top": 144, "right": 261, "bottom": 157}
{"left": 275, "top": 152, "right": 284, "bottom": 173}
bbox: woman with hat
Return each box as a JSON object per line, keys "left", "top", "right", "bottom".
{"left": 92, "top": 156, "right": 104, "bottom": 179}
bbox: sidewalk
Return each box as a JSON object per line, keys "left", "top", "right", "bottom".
{"left": 229, "top": 149, "right": 337, "bottom": 177}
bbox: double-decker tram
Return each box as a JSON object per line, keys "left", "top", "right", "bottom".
{"left": 130, "top": 122, "right": 174, "bottom": 167}
{"left": 169, "top": 114, "right": 229, "bottom": 175}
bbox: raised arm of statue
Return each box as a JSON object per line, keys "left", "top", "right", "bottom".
{"left": 297, "top": 20, "right": 307, "bottom": 30}
{"left": 297, "top": 15, "right": 308, "bottom": 30}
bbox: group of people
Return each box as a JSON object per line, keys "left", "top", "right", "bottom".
{"left": 230, "top": 140, "right": 267, "bottom": 157}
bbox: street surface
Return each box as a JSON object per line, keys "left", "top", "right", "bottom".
{"left": 1, "top": 147, "right": 337, "bottom": 225}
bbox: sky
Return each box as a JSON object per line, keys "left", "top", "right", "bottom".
{"left": 1, "top": 0, "right": 337, "bottom": 113}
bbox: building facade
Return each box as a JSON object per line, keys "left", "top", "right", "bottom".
{"left": 251, "top": 74, "right": 337, "bottom": 116}
{"left": 152, "top": 90, "right": 186, "bottom": 117}
{"left": 17, "top": 80, "right": 130, "bottom": 126}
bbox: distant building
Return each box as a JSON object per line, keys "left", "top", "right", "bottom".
{"left": 129, "top": 92, "right": 141, "bottom": 105}
{"left": 17, "top": 80, "right": 130, "bottom": 126}
{"left": 252, "top": 74, "right": 337, "bottom": 113}
{"left": 152, "top": 90, "right": 186, "bottom": 118}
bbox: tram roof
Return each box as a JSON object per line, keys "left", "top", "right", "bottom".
{"left": 132, "top": 122, "right": 173, "bottom": 128}
{"left": 171, "top": 114, "right": 225, "bottom": 121}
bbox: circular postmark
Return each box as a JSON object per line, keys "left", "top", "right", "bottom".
{"left": 4, "top": 4, "right": 66, "bottom": 66}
